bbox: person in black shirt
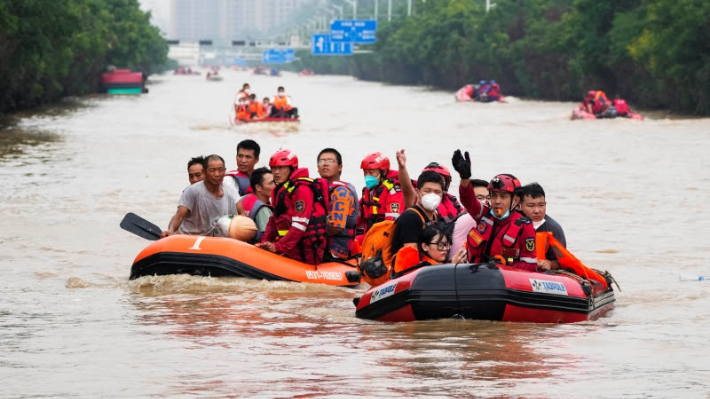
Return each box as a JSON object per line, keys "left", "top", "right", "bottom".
{"left": 389, "top": 171, "right": 445, "bottom": 259}
{"left": 517, "top": 182, "right": 567, "bottom": 270}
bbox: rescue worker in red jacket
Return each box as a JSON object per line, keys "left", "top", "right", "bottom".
{"left": 260, "top": 149, "right": 328, "bottom": 265}
{"left": 421, "top": 162, "right": 463, "bottom": 221}
{"left": 451, "top": 149, "right": 538, "bottom": 271}
{"left": 358, "top": 152, "right": 404, "bottom": 234}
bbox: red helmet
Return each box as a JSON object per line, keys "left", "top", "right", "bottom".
{"left": 269, "top": 149, "right": 298, "bottom": 168}
{"left": 488, "top": 174, "right": 521, "bottom": 193}
{"left": 423, "top": 162, "right": 452, "bottom": 189}
{"left": 360, "top": 152, "right": 390, "bottom": 172}
{"left": 587, "top": 90, "right": 596, "bottom": 97}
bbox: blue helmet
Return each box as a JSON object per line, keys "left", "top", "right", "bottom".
{"left": 490, "top": 80, "right": 496, "bottom": 84}
{"left": 480, "top": 80, "right": 487, "bottom": 84}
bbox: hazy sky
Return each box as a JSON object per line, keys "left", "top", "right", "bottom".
{"left": 139, "top": 0, "right": 170, "bottom": 33}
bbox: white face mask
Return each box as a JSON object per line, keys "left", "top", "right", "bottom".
{"left": 421, "top": 193, "right": 442, "bottom": 211}
{"left": 278, "top": 92, "right": 285, "bottom": 96}
{"left": 244, "top": 89, "right": 250, "bottom": 94}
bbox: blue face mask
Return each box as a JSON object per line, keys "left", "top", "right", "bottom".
{"left": 364, "top": 175, "right": 379, "bottom": 189}
{"left": 492, "top": 209, "right": 510, "bottom": 220}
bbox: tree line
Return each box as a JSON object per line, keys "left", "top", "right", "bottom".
{"left": 291, "top": 0, "right": 710, "bottom": 115}
{"left": 0, "top": 0, "right": 168, "bottom": 114}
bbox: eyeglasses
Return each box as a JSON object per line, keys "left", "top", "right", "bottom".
{"left": 429, "top": 241, "right": 451, "bottom": 251}
{"left": 318, "top": 159, "right": 337, "bottom": 166}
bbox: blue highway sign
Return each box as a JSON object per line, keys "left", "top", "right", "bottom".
{"left": 311, "top": 34, "right": 354, "bottom": 56}
{"left": 262, "top": 48, "right": 295, "bottom": 64}
{"left": 330, "top": 19, "right": 377, "bottom": 44}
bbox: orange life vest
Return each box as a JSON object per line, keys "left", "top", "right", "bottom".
{"left": 535, "top": 232, "right": 608, "bottom": 288}
{"left": 273, "top": 95, "right": 292, "bottom": 111}
{"left": 594, "top": 91, "right": 609, "bottom": 104}
{"left": 236, "top": 103, "right": 250, "bottom": 120}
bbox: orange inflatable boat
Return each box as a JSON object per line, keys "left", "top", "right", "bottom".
{"left": 130, "top": 235, "right": 361, "bottom": 287}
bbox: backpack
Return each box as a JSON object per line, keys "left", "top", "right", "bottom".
{"left": 360, "top": 208, "right": 425, "bottom": 284}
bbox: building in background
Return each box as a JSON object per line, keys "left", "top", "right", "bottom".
{"left": 168, "top": 0, "right": 304, "bottom": 43}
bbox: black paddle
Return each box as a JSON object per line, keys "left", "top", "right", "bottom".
{"left": 120, "top": 213, "right": 162, "bottom": 240}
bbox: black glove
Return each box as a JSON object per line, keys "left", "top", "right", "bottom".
{"left": 451, "top": 149, "right": 472, "bottom": 179}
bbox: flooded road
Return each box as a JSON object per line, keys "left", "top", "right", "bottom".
{"left": 2, "top": 71, "right": 710, "bottom": 398}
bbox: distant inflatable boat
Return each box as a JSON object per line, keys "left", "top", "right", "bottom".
{"left": 354, "top": 263, "right": 615, "bottom": 323}
{"left": 101, "top": 69, "right": 146, "bottom": 95}
{"left": 572, "top": 104, "right": 644, "bottom": 120}
{"left": 130, "top": 235, "right": 361, "bottom": 287}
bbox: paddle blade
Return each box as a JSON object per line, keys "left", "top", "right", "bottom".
{"left": 120, "top": 213, "right": 162, "bottom": 240}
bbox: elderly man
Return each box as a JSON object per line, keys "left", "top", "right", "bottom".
{"left": 162, "top": 154, "right": 240, "bottom": 237}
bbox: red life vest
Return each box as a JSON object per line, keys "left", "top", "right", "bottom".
{"left": 488, "top": 83, "right": 500, "bottom": 98}
{"left": 241, "top": 193, "right": 272, "bottom": 242}
{"left": 613, "top": 99, "right": 629, "bottom": 116}
{"left": 466, "top": 211, "right": 529, "bottom": 264}
{"left": 273, "top": 175, "right": 329, "bottom": 258}
{"left": 224, "top": 170, "right": 252, "bottom": 196}
{"left": 438, "top": 193, "right": 463, "bottom": 221}
{"left": 360, "top": 177, "right": 403, "bottom": 232}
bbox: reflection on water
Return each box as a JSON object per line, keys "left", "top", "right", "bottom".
{"left": 0, "top": 127, "right": 62, "bottom": 160}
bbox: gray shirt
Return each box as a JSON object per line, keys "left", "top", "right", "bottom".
{"left": 178, "top": 181, "right": 240, "bottom": 235}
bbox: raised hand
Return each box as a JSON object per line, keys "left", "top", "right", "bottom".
{"left": 451, "top": 149, "right": 472, "bottom": 179}
{"left": 395, "top": 149, "right": 407, "bottom": 169}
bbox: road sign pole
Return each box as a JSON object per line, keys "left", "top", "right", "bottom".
{"left": 374, "top": 0, "right": 378, "bottom": 20}
{"left": 388, "top": 0, "right": 392, "bottom": 21}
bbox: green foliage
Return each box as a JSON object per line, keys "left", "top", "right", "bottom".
{"left": 296, "top": 0, "right": 710, "bottom": 115}
{"left": 0, "top": 0, "right": 168, "bottom": 114}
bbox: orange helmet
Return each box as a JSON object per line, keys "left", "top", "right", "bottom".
{"left": 488, "top": 174, "right": 521, "bottom": 194}
{"left": 269, "top": 149, "right": 298, "bottom": 168}
{"left": 360, "top": 152, "right": 390, "bottom": 172}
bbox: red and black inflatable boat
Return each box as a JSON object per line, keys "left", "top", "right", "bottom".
{"left": 354, "top": 263, "right": 615, "bottom": 323}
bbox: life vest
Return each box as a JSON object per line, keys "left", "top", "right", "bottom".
{"left": 236, "top": 103, "right": 250, "bottom": 120}
{"left": 488, "top": 83, "right": 501, "bottom": 98}
{"left": 466, "top": 212, "right": 528, "bottom": 264}
{"left": 393, "top": 246, "right": 437, "bottom": 275}
{"left": 594, "top": 91, "right": 609, "bottom": 104}
{"left": 438, "top": 193, "right": 463, "bottom": 222}
{"left": 272, "top": 95, "right": 292, "bottom": 111}
{"left": 224, "top": 170, "right": 251, "bottom": 196}
{"left": 328, "top": 181, "right": 359, "bottom": 259}
{"left": 273, "top": 175, "right": 329, "bottom": 262}
{"left": 360, "top": 177, "right": 402, "bottom": 231}
{"left": 241, "top": 193, "right": 272, "bottom": 242}
{"left": 536, "top": 232, "right": 608, "bottom": 288}
{"left": 252, "top": 101, "right": 265, "bottom": 118}
{"left": 613, "top": 99, "right": 629, "bottom": 116}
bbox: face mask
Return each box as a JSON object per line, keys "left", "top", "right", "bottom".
{"left": 492, "top": 209, "right": 510, "bottom": 220}
{"left": 364, "top": 175, "right": 379, "bottom": 190}
{"left": 278, "top": 92, "right": 285, "bottom": 97}
{"left": 244, "top": 89, "right": 250, "bottom": 94}
{"left": 421, "top": 193, "right": 442, "bottom": 211}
